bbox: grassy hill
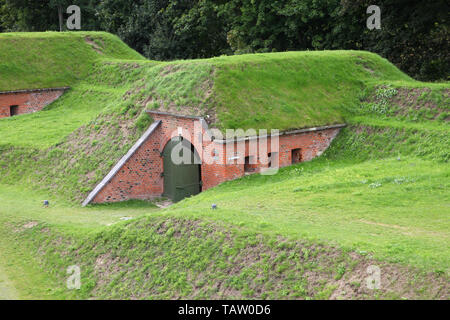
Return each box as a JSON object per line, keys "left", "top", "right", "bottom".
{"left": 0, "top": 32, "right": 448, "bottom": 300}
{"left": 0, "top": 43, "right": 410, "bottom": 149}
{"left": 0, "top": 32, "right": 144, "bottom": 91}
{"left": 0, "top": 34, "right": 421, "bottom": 203}
{"left": 0, "top": 128, "right": 448, "bottom": 299}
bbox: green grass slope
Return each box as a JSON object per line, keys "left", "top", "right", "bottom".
{"left": 0, "top": 32, "right": 144, "bottom": 91}
{"left": 131, "top": 50, "right": 412, "bottom": 132}
{"left": 0, "top": 47, "right": 410, "bottom": 148}
{"left": 210, "top": 50, "right": 411, "bottom": 131}
{"left": 0, "top": 77, "right": 448, "bottom": 300}
{"left": 157, "top": 82, "right": 449, "bottom": 275}
{"left": 0, "top": 177, "right": 447, "bottom": 299}
{"left": 0, "top": 35, "right": 418, "bottom": 203}
{"left": 0, "top": 32, "right": 448, "bottom": 300}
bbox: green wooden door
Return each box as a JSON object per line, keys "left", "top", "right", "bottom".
{"left": 162, "top": 137, "right": 201, "bottom": 202}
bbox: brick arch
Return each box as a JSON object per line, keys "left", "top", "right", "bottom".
{"left": 160, "top": 134, "right": 202, "bottom": 162}
{"left": 161, "top": 136, "right": 202, "bottom": 201}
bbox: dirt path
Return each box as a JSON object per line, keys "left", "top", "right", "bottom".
{"left": 0, "top": 265, "right": 19, "bottom": 300}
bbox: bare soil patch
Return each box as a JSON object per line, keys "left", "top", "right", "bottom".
{"left": 85, "top": 37, "right": 104, "bottom": 55}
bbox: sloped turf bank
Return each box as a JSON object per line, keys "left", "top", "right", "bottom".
{"left": 323, "top": 124, "right": 449, "bottom": 163}
{"left": 3, "top": 215, "right": 447, "bottom": 300}
{"left": 324, "top": 83, "right": 449, "bottom": 163}
{"left": 0, "top": 32, "right": 144, "bottom": 91}
{"left": 0, "top": 59, "right": 212, "bottom": 202}
{"left": 0, "top": 34, "right": 424, "bottom": 204}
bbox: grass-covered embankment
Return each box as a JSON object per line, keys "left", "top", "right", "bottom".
{"left": 0, "top": 37, "right": 417, "bottom": 203}
{"left": 1, "top": 83, "right": 449, "bottom": 298}
{"left": 0, "top": 32, "right": 448, "bottom": 300}
{"left": 0, "top": 32, "right": 143, "bottom": 91}
{"left": 0, "top": 153, "right": 448, "bottom": 300}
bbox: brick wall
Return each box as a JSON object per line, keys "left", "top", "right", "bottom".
{"left": 0, "top": 88, "right": 67, "bottom": 118}
{"left": 89, "top": 112, "right": 342, "bottom": 204}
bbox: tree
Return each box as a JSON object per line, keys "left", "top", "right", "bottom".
{"left": 325, "top": 0, "right": 449, "bottom": 81}
{"left": 221, "top": 0, "right": 448, "bottom": 80}
{"left": 1, "top": 0, "right": 56, "bottom": 31}
{"left": 96, "top": 0, "right": 229, "bottom": 60}
{"left": 1, "top": 0, "right": 100, "bottom": 32}
{"left": 49, "top": 0, "right": 70, "bottom": 31}
{"left": 0, "top": 0, "right": 447, "bottom": 80}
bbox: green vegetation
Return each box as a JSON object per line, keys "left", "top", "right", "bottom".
{"left": 2, "top": 1, "right": 447, "bottom": 81}
{"left": 0, "top": 184, "right": 157, "bottom": 299}
{"left": 210, "top": 50, "right": 410, "bottom": 131}
{"left": 168, "top": 157, "right": 449, "bottom": 271}
{"left": 0, "top": 33, "right": 417, "bottom": 204}
{"left": 0, "top": 61, "right": 153, "bottom": 148}
{"left": 0, "top": 171, "right": 448, "bottom": 299}
{"left": 0, "top": 47, "right": 411, "bottom": 148}
{"left": 0, "top": 32, "right": 448, "bottom": 300}
{"left": 0, "top": 152, "right": 448, "bottom": 299}
{"left": 0, "top": 32, "right": 143, "bottom": 91}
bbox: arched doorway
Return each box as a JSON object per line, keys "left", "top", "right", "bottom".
{"left": 162, "top": 136, "right": 201, "bottom": 202}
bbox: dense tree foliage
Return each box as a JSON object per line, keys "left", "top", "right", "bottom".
{"left": 0, "top": 0, "right": 448, "bottom": 80}
{"left": 0, "top": 0, "right": 99, "bottom": 31}
{"left": 326, "top": 0, "right": 449, "bottom": 81}
{"left": 96, "top": 0, "right": 229, "bottom": 60}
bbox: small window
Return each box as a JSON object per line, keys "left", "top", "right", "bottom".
{"left": 10, "top": 105, "right": 19, "bottom": 116}
{"left": 291, "top": 148, "right": 302, "bottom": 164}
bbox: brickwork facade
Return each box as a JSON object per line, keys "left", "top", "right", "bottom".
{"left": 0, "top": 88, "right": 68, "bottom": 118}
{"left": 89, "top": 112, "right": 343, "bottom": 204}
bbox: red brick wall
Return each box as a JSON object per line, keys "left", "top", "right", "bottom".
{"left": 0, "top": 89, "right": 66, "bottom": 118}
{"left": 216, "top": 128, "right": 340, "bottom": 180}
{"left": 91, "top": 113, "right": 341, "bottom": 204}
{"left": 91, "top": 113, "right": 203, "bottom": 203}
